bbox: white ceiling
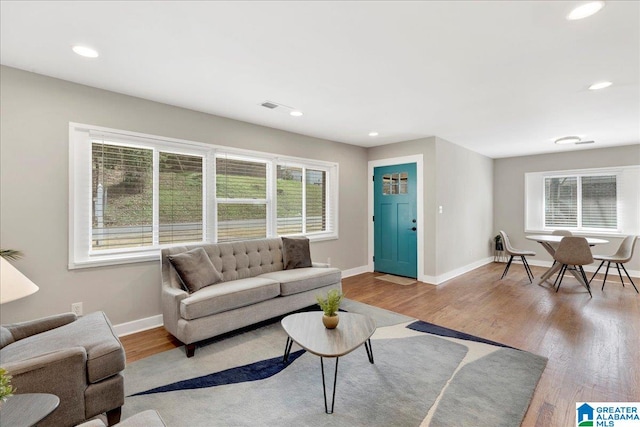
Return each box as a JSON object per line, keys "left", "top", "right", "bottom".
{"left": 1, "top": 1, "right": 638, "bottom": 158}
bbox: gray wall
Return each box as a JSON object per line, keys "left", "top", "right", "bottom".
{"left": 494, "top": 145, "right": 640, "bottom": 270}
{"left": 368, "top": 136, "right": 494, "bottom": 280}
{"left": 0, "top": 66, "right": 368, "bottom": 324}
{"left": 435, "top": 137, "right": 494, "bottom": 276}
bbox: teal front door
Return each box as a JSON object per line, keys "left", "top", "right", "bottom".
{"left": 374, "top": 163, "right": 417, "bottom": 278}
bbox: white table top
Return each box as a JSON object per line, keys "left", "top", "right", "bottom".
{"left": 526, "top": 234, "right": 609, "bottom": 245}
{"left": 281, "top": 312, "right": 376, "bottom": 358}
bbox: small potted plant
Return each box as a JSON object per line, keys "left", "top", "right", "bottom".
{"left": 0, "top": 368, "right": 14, "bottom": 407}
{"left": 316, "top": 289, "right": 343, "bottom": 329}
{"left": 494, "top": 234, "right": 503, "bottom": 251}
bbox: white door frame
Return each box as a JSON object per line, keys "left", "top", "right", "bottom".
{"left": 368, "top": 155, "right": 424, "bottom": 280}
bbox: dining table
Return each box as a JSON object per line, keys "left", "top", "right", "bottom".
{"left": 525, "top": 234, "right": 609, "bottom": 289}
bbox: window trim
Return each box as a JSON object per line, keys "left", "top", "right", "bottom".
{"left": 69, "top": 123, "right": 339, "bottom": 269}
{"left": 524, "top": 165, "right": 640, "bottom": 237}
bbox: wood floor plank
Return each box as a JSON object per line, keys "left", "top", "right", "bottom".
{"left": 121, "top": 262, "right": 640, "bottom": 426}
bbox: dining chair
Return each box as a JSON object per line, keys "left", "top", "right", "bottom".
{"left": 589, "top": 235, "right": 638, "bottom": 294}
{"left": 553, "top": 236, "right": 593, "bottom": 297}
{"left": 550, "top": 230, "right": 573, "bottom": 267}
{"left": 499, "top": 230, "right": 535, "bottom": 283}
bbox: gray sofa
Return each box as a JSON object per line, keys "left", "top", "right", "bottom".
{"left": 0, "top": 311, "right": 125, "bottom": 427}
{"left": 161, "top": 238, "right": 342, "bottom": 357}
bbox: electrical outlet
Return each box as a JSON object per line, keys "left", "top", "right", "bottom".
{"left": 71, "top": 302, "right": 83, "bottom": 316}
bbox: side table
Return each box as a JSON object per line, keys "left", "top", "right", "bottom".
{"left": 0, "top": 393, "right": 60, "bottom": 426}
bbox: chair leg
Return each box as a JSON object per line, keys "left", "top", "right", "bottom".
{"left": 615, "top": 263, "right": 625, "bottom": 287}
{"left": 601, "top": 261, "right": 611, "bottom": 291}
{"left": 620, "top": 263, "right": 639, "bottom": 294}
{"left": 501, "top": 256, "right": 514, "bottom": 279}
{"left": 589, "top": 260, "right": 605, "bottom": 284}
{"left": 521, "top": 256, "right": 534, "bottom": 283}
{"left": 106, "top": 407, "right": 122, "bottom": 426}
{"left": 579, "top": 266, "right": 592, "bottom": 298}
{"left": 554, "top": 264, "right": 567, "bottom": 292}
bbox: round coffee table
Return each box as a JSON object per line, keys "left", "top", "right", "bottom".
{"left": 0, "top": 393, "right": 60, "bottom": 426}
{"left": 281, "top": 311, "right": 376, "bottom": 414}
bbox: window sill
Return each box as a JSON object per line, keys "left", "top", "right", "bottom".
{"left": 70, "top": 233, "right": 339, "bottom": 269}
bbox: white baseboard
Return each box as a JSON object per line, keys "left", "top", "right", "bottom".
{"left": 114, "top": 314, "right": 163, "bottom": 337}
{"left": 341, "top": 265, "right": 370, "bottom": 278}
{"left": 423, "top": 257, "right": 495, "bottom": 285}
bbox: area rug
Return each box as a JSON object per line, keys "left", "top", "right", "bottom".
{"left": 122, "top": 300, "right": 546, "bottom": 426}
{"left": 376, "top": 274, "right": 417, "bottom": 286}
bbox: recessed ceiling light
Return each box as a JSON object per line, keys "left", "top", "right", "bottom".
{"left": 567, "top": 1, "right": 605, "bottom": 20}
{"left": 72, "top": 45, "right": 99, "bottom": 58}
{"left": 368, "top": 132, "right": 379, "bottom": 137}
{"left": 289, "top": 111, "right": 303, "bottom": 117}
{"left": 588, "top": 81, "right": 612, "bottom": 90}
{"left": 554, "top": 136, "right": 582, "bottom": 145}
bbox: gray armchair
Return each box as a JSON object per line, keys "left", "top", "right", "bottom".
{"left": 0, "top": 311, "right": 125, "bottom": 426}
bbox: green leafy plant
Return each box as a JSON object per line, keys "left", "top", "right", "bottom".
{"left": 0, "top": 249, "right": 23, "bottom": 260}
{"left": 316, "top": 289, "right": 343, "bottom": 317}
{"left": 0, "top": 368, "right": 14, "bottom": 402}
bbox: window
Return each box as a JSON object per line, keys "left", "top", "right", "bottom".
{"left": 544, "top": 175, "right": 617, "bottom": 229}
{"left": 216, "top": 155, "right": 268, "bottom": 242}
{"left": 525, "top": 166, "right": 640, "bottom": 235}
{"left": 70, "top": 123, "right": 338, "bottom": 268}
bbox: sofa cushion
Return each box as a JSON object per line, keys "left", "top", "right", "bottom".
{"left": 282, "top": 237, "right": 312, "bottom": 270}
{"left": 0, "top": 311, "right": 125, "bottom": 384}
{"left": 0, "top": 326, "right": 14, "bottom": 349}
{"left": 259, "top": 267, "right": 342, "bottom": 296}
{"left": 180, "top": 277, "right": 281, "bottom": 320}
{"left": 168, "top": 247, "right": 223, "bottom": 293}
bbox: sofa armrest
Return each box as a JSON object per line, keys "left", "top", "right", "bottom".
{"left": 161, "top": 284, "right": 189, "bottom": 337}
{"left": 3, "top": 347, "right": 88, "bottom": 426}
{"left": 312, "top": 262, "right": 330, "bottom": 268}
{"left": 4, "top": 312, "right": 77, "bottom": 342}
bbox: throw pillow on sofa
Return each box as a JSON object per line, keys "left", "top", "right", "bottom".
{"left": 282, "top": 237, "right": 312, "bottom": 270}
{"left": 168, "top": 247, "right": 223, "bottom": 292}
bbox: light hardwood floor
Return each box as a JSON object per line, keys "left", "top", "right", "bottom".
{"left": 121, "top": 263, "right": 640, "bottom": 426}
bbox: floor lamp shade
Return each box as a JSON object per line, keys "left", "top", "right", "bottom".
{"left": 0, "top": 257, "right": 40, "bottom": 304}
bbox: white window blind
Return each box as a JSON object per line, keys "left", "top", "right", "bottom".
{"left": 544, "top": 176, "right": 577, "bottom": 227}
{"left": 277, "top": 165, "right": 303, "bottom": 235}
{"left": 581, "top": 175, "right": 617, "bottom": 229}
{"left": 92, "top": 142, "right": 154, "bottom": 250}
{"left": 306, "top": 169, "right": 327, "bottom": 233}
{"left": 216, "top": 155, "right": 268, "bottom": 242}
{"left": 544, "top": 175, "right": 617, "bottom": 230}
{"left": 159, "top": 152, "right": 204, "bottom": 244}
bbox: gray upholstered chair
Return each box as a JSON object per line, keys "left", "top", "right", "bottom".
{"left": 553, "top": 237, "right": 593, "bottom": 297}
{"left": 0, "top": 312, "right": 125, "bottom": 426}
{"left": 589, "top": 235, "right": 638, "bottom": 293}
{"left": 499, "top": 230, "right": 536, "bottom": 283}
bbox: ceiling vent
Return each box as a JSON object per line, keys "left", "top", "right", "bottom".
{"left": 260, "top": 100, "right": 297, "bottom": 115}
